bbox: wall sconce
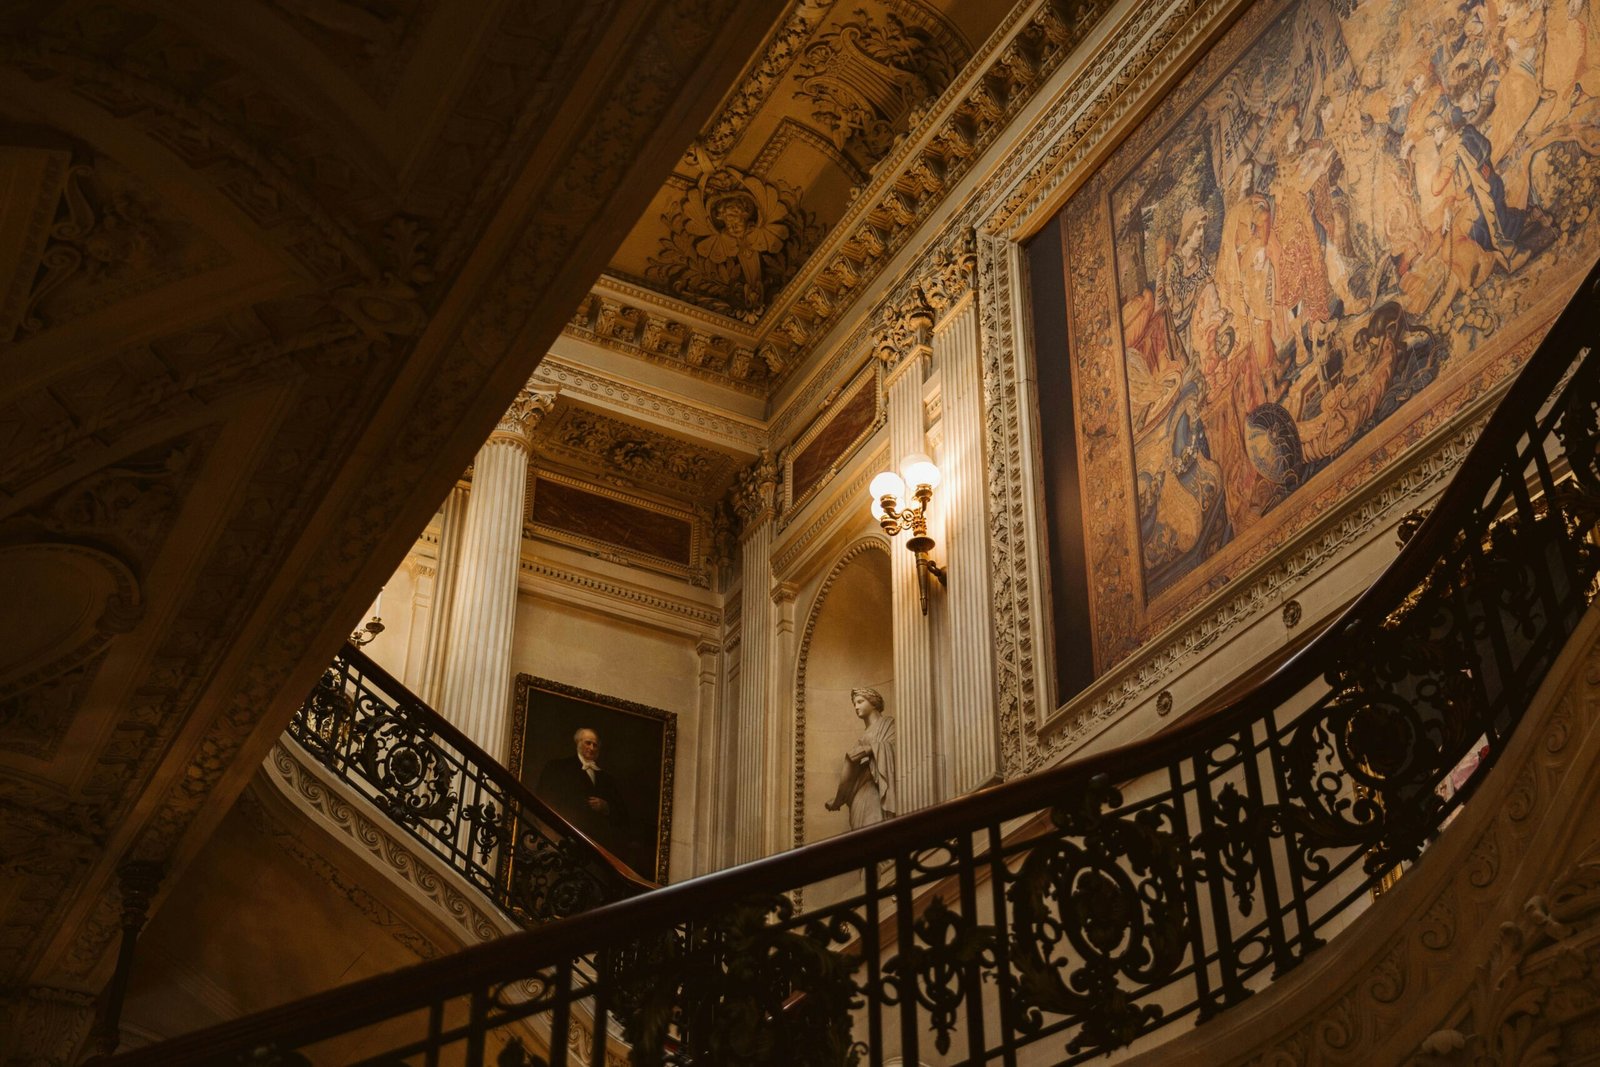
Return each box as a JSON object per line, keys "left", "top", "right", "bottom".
{"left": 350, "top": 588, "right": 385, "bottom": 647}
{"left": 869, "top": 453, "right": 946, "bottom": 615}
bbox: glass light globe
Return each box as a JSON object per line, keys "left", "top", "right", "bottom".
{"left": 869, "top": 497, "right": 889, "bottom": 522}
{"left": 900, "top": 453, "right": 941, "bottom": 491}
{"left": 869, "top": 470, "right": 906, "bottom": 503}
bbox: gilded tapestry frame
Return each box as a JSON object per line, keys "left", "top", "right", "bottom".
{"left": 1054, "top": 0, "right": 1597, "bottom": 672}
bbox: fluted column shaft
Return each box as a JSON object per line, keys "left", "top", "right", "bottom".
{"left": 886, "top": 349, "right": 940, "bottom": 812}
{"left": 402, "top": 563, "right": 435, "bottom": 692}
{"left": 731, "top": 450, "right": 777, "bottom": 863}
{"left": 935, "top": 295, "right": 1000, "bottom": 793}
{"left": 417, "top": 483, "right": 468, "bottom": 706}
{"left": 691, "top": 638, "right": 722, "bottom": 876}
{"left": 437, "top": 388, "right": 555, "bottom": 761}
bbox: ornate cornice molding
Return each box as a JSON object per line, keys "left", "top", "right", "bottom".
{"left": 564, "top": 0, "right": 1113, "bottom": 395}
{"left": 518, "top": 556, "right": 722, "bottom": 629}
{"left": 531, "top": 356, "right": 766, "bottom": 452}
{"left": 565, "top": 292, "right": 768, "bottom": 392}
{"left": 746, "top": 0, "right": 1107, "bottom": 380}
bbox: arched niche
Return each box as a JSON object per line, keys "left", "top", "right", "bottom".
{"left": 793, "top": 539, "right": 893, "bottom": 871}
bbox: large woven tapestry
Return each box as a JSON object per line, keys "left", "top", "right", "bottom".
{"left": 1059, "top": 0, "right": 1600, "bottom": 670}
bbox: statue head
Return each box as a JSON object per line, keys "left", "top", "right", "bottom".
{"left": 850, "top": 687, "right": 885, "bottom": 719}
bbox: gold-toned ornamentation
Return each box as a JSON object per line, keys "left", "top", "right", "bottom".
{"left": 869, "top": 455, "right": 946, "bottom": 615}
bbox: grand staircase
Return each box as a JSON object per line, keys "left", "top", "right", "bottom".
{"left": 95, "top": 258, "right": 1600, "bottom": 1065}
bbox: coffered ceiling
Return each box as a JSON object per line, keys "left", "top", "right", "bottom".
{"left": 571, "top": 0, "right": 1016, "bottom": 396}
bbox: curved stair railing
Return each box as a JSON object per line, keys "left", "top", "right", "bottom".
{"left": 102, "top": 259, "right": 1600, "bottom": 1067}
{"left": 285, "top": 644, "right": 655, "bottom": 929}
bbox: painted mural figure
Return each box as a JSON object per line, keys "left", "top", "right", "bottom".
{"left": 824, "top": 687, "right": 897, "bottom": 829}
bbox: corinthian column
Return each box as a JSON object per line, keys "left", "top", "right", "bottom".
{"left": 731, "top": 449, "right": 777, "bottom": 863}
{"left": 880, "top": 291, "right": 940, "bottom": 813}
{"left": 437, "top": 386, "right": 557, "bottom": 760}
{"left": 930, "top": 253, "right": 999, "bottom": 795}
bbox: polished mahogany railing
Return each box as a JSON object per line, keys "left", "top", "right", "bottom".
{"left": 284, "top": 645, "right": 654, "bottom": 928}
{"left": 104, "top": 259, "right": 1600, "bottom": 1066}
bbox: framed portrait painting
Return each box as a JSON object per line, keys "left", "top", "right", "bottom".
{"left": 509, "top": 675, "right": 676, "bottom": 883}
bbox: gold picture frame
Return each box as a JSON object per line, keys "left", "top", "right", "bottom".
{"left": 508, "top": 674, "right": 676, "bottom": 883}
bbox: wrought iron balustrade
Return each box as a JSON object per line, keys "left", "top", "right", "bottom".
{"left": 104, "top": 257, "right": 1600, "bottom": 1067}
{"left": 285, "top": 645, "right": 654, "bottom": 929}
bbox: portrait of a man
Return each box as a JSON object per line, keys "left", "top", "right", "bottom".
{"left": 537, "top": 727, "right": 631, "bottom": 861}
{"left": 511, "top": 676, "right": 676, "bottom": 883}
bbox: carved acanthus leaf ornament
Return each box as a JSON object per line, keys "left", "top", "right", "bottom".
{"left": 732, "top": 447, "right": 780, "bottom": 530}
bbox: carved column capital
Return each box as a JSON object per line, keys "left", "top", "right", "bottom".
{"left": 488, "top": 387, "right": 559, "bottom": 450}
{"left": 732, "top": 448, "right": 778, "bottom": 534}
{"left": 875, "top": 288, "right": 936, "bottom": 385}
{"left": 924, "top": 227, "right": 980, "bottom": 318}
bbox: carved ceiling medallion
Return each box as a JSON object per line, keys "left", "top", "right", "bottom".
{"left": 644, "top": 165, "right": 822, "bottom": 322}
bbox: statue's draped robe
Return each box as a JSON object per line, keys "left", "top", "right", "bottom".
{"left": 843, "top": 714, "right": 897, "bottom": 829}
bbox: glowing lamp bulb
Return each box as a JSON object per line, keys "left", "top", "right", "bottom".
{"left": 900, "top": 453, "right": 941, "bottom": 491}
{"left": 869, "top": 470, "right": 906, "bottom": 503}
{"left": 870, "top": 497, "right": 890, "bottom": 522}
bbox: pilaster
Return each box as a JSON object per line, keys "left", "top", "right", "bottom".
{"left": 731, "top": 449, "right": 777, "bottom": 863}
{"left": 402, "top": 562, "right": 435, "bottom": 695}
{"left": 878, "top": 289, "right": 940, "bottom": 813}
{"left": 417, "top": 482, "right": 468, "bottom": 707}
{"left": 930, "top": 255, "right": 999, "bottom": 794}
{"left": 692, "top": 638, "right": 723, "bottom": 876}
